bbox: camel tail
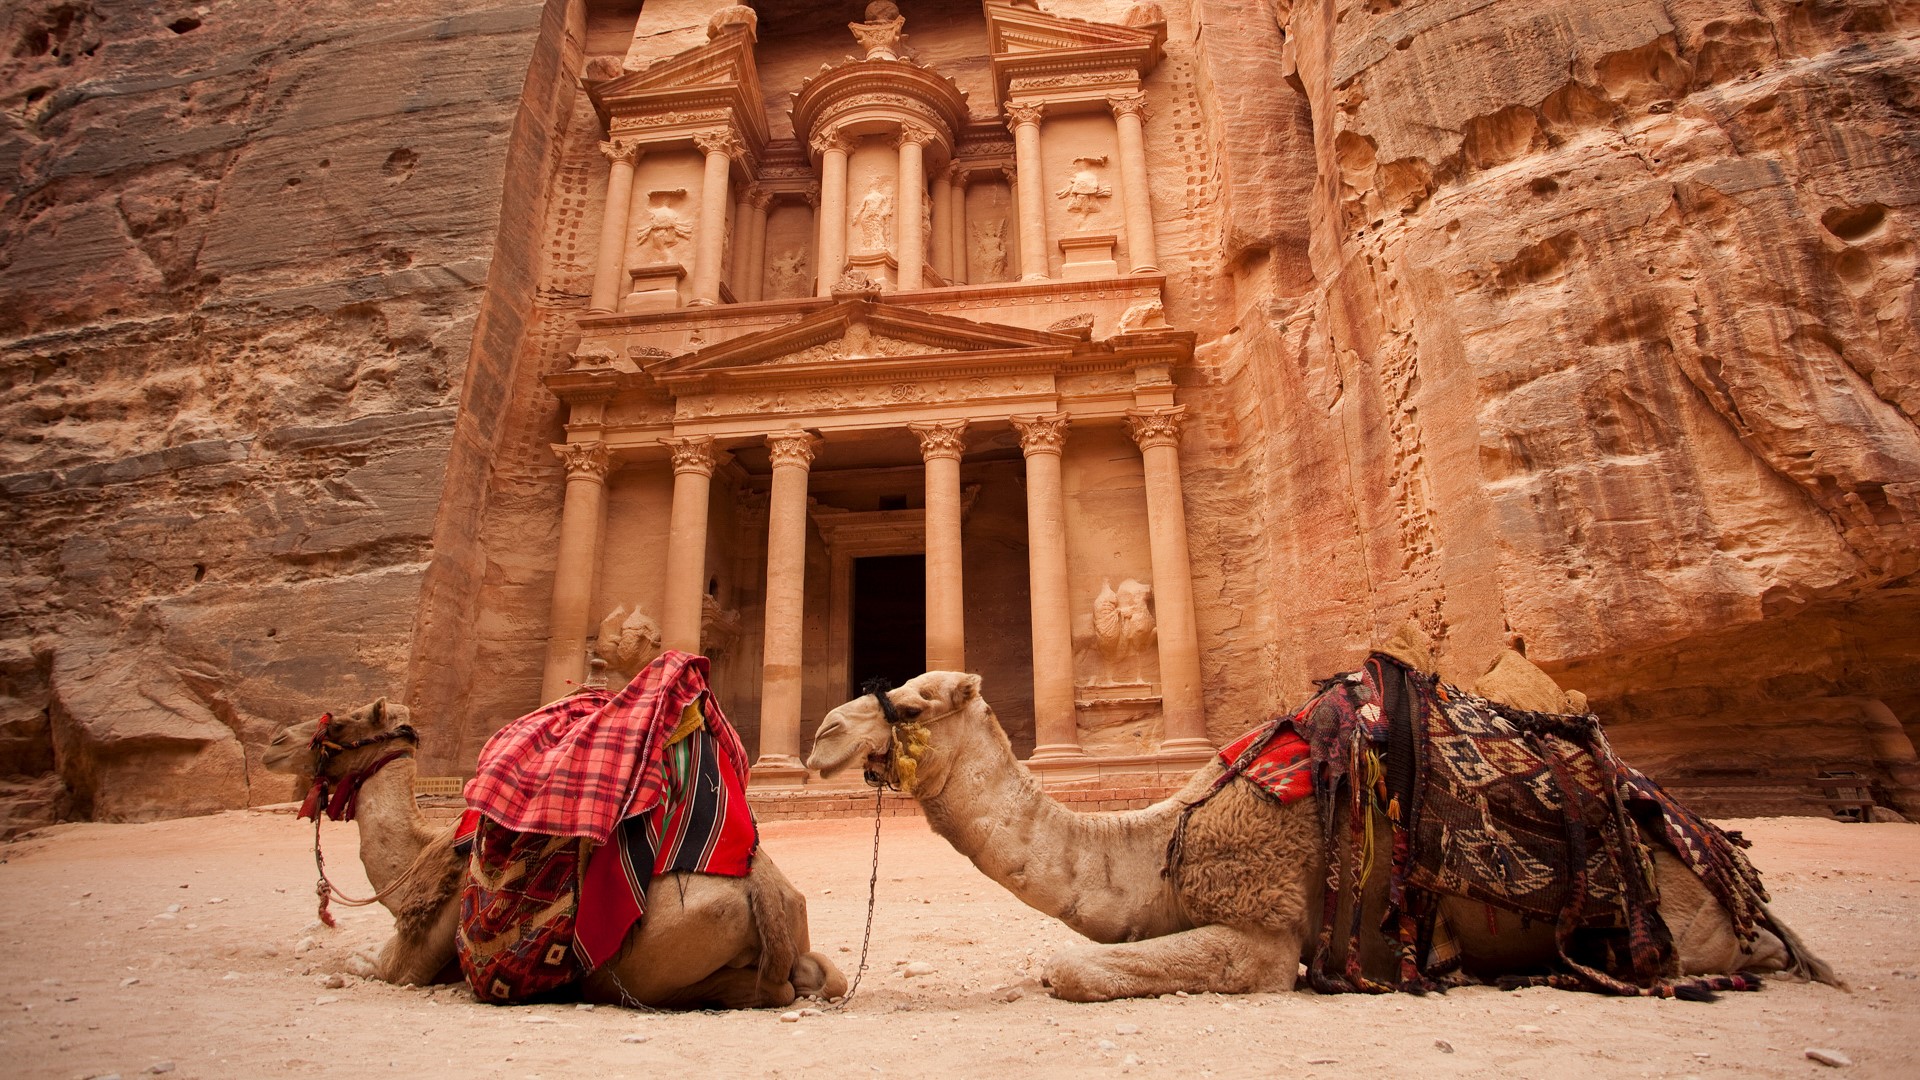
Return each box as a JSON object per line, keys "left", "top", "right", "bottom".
{"left": 745, "top": 854, "right": 802, "bottom": 999}
{"left": 1763, "top": 902, "right": 1846, "bottom": 990}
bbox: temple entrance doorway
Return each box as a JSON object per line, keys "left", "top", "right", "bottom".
{"left": 849, "top": 553, "right": 926, "bottom": 696}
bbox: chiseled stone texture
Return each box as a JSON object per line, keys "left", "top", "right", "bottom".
{"left": 1180, "top": 0, "right": 1920, "bottom": 777}
{"left": 0, "top": 1, "right": 543, "bottom": 822}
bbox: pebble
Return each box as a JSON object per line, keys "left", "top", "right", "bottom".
{"left": 990, "top": 985, "right": 1024, "bottom": 1003}
{"left": 165, "top": 904, "right": 182, "bottom": 914}
{"left": 1305, "top": 1056, "right": 1339, "bottom": 1065}
{"left": 1805, "top": 1048, "right": 1852, "bottom": 1068}
{"left": 621, "top": 1034, "right": 650, "bottom": 1043}
{"left": 1115, "top": 1023, "right": 1139, "bottom": 1035}
{"left": 575, "top": 1003, "right": 595, "bottom": 1011}
{"left": 1516, "top": 1024, "right": 1543, "bottom": 1034}
{"left": 120, "top": 977, "right": 140, "bottom": 987}
{"left": 780, "top": 1011, "right": 801, "bottom": 1023}
{"left": 901, "top": 961, "right": 935, "bottom": 978}
{"left": 519, "top": 1016, "right": 558, "bottom": 1024}
{"left": 320, "top": 973, "right": 345, "bottom": 989}
{"left": 1096, "top": 1039, "right": 1117, "bottom": 1051}
{"left": 799, "top": 1007, "right": 822, "bottom": 1017}
{"left": 1121, "top": 1053, "right": 1142, "bottom": 1068}
{"left": 1433, "top": 1040, "right": 1454, "bottom": 1054}
{"left": 148, "top": 1062, "right": 176, "bottom": 1074}
{"left": 313, "top": 995, "right": 339, "bottom": 1006}
{"left": 294, "top": 937, "right": 317, "bottom": 955}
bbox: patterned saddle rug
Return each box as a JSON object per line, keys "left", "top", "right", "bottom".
{"left": 1173, "top": 652, "right": 1775, "bottom": 997}
{"left": 455, "top": 652, "right": 757, "bottom": 1004}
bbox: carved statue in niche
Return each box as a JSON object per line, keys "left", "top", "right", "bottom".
{"left": 849, "top": 1, "right": 908, "bottom": 61}
{"left": 635, "top": 189, "right": 692, "bottom": 262}
{"left": 701, "top": 594, "right": 745, "bottom": 659}
{"left": 1055, "top": 157, "right": 1113, "bottom": 229}
{"left": 850, "top": 180, "right": 895, "bottom": 253}
{"left": 1092, "top": 578, "right": 1156, "bottom": 684}
{"left": 593, "top": 603, "right": 662, "bottom": 686}
{"left": 972, "top": 219, "right": 1009, "bottom": 280}
{"left": 768, "top": 248, "right": 809, "bottom": 297}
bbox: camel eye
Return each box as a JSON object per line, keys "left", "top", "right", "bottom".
{"left": 897, "top": 704, "right": 922, "bottom": 720}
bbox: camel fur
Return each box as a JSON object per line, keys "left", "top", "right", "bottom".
{"left": 806, "top": 670, "right": 1836, "bottom": 1001}
{"left": 264, "top": 698, "right": 846, "bottom": 1008}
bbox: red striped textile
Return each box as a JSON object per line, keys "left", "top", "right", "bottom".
{"left": 462, "top": 651, "right": 750, "bottom": 843}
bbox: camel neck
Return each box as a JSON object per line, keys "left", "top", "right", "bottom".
{"left": 347, "top": 755, "right": 435, "bottom": 895}
{"left": 915, "top": 708, "right": 1188, "bottom": 944}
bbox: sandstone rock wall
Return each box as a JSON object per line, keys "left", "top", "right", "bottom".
{"left": 1177, "top": 0, "right": 1920, "bottom": 793}
{"left": 0, "top": 0, "right": 547, "bottom": 827}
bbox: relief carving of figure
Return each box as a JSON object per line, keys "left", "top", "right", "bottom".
{"left": 768, "top": 248, "right": 809, "bottom": 297}
{"left": 593, "top": 603, "right": 662, "bottom": 685}
{"left": 1054, "top": 156, "right": 1113, "bottom": 229}
{"left": 635, "top": 189, "right": 692, "bottom": 262}
{"left": 972, "top": 219, "right": 1009, "bottom": 280}
{"left": 1092, "top": 578, "right": 1156, "bottom": 684}
{"left": 850, "top": 181, "right": 895, "bottom": 254}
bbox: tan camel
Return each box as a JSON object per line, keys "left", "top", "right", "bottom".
{"left": 806, "top": 670, "right": 1836, "bottom": 1001}
{"left": 264, "top": 698, "right": 847, "bottom": 1008}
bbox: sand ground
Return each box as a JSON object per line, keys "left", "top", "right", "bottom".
{"left": 1, "top": 809, "right": 1914, "bottom": 1079}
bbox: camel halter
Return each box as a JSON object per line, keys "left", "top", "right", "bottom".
{"left": 296, "top": 714, "right": 426, "bottom": 928}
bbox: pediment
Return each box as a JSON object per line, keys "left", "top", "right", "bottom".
{"left": 985, "top": 1, "right": 1165, "bottom": 56}
{"left": 588, "top": 30, "right": 766, "bottom": 142}
{"left": 650, "top": 299, "right": 1085, "bottom": 388}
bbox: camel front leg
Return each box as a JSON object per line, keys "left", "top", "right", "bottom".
{"left": 1044, "top": 923, "right": 1302, "bottom": 1002}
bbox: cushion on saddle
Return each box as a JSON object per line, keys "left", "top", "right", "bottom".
{"left": 454, "top": 653, "right": 759, "bottom": 1003}
{"left": 1216, "top": 725, "right": 1312, "bottom": 804}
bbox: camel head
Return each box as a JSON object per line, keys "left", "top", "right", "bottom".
{"left": 263, "top": 697, "right": 417, "bottom": 782}
{"left": 807, "top": 671, "right": 984, "bottom": 794}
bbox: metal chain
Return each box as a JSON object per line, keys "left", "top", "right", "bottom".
{"left": 829, "top": 781, "right": 887, "bottom": 1010}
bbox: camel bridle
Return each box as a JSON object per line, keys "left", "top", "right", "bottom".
{"left": 296, "top": 712, "right": 425, "bottom": 928}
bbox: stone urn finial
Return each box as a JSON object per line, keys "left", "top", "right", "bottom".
{"left": 850, "top": 1, "right": 908, "bottom": 61}
{"left": 706, "top": 4, "right": 758, "bottom": 41}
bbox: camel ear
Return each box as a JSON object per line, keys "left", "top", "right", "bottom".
{"left": 368, "top": 697, "right": 390, "bottom": 727}
{"left": 945, "top": 672, "right": 981, "bottom": 709}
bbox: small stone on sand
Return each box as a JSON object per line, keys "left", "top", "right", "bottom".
{"left": 1805, "top": 1048, "right": 1852, "bottom": 1067}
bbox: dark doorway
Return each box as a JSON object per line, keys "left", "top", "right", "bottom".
{"left": 850, "top": 554, "right": 925, "bottom": 696}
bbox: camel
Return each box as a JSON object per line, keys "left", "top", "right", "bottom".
{"left": 806, "top": 669, "right": 1837, "bottom": 1002}
{"left": 264, "top": 697, "right": 847, "bottom": 1008}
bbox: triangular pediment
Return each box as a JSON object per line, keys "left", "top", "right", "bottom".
{"left": 588, "top": 29, "right": 766, "bottom": 144}
{"left": 985, "top": 1, "right": 1164, "bottom": 56}
{"left": 650, "top": 299, "right": 1086, "bottom": 388}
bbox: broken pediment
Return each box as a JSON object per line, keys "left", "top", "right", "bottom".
{"left": 588, "top": 25, "right": 768, "bottom": 146}
{"left": 984, "top": 0, "right": 1166, "bottom": 107}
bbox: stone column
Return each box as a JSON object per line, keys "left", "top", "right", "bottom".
{"left": 588, "top": 139, "right": 640, "bottom": 313}
{"left": 895, "top": 124, "right": 932, "bottom": 290}
{"left": 756, "top": 428, "right": 819, "bottom": 780}
{"left": 541, "top": 441, "right": 610, "bottom": 702}
{"left": 1014, "top": 414, "right": 1086, "bottom": 762}
{"left": 930, "top": 159, "right": 955, "bottom": 282}
{"left": 1107, "top": 92, "right": 1161, "bottom": 274}
{"left": 911, "top": 420, "right": 968, "bottom": 671}
{"left": 1126, "top": 407, "right": 1209, "bottom": 754}
{"left": 1864, "top": 699, "right": 1920, "bottom": 818}
{"left": 689, "top": 130, "right": 741, "bottom": 305}
{"left": 812, "top": 130, "right": 851, "bottom": 296}
{"left": 1006, "top": 101, "right": 1049, "bottom": 281}
{"left": 948, "top": 164, "right": 968, "bottom": 284}
{"left": 659, "top": 435, "right": 717, "bottom": 655}
{"left": 744, "top": 188, "right": 773, "bottom": 301}
{"left": 729, "top": 185, "right": 755, "bottom": 301}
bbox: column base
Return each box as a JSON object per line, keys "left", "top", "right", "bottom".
{"left": 685, "top": 297, "right": 717, "bottom": 307}
{"left": 749, "top": 756, "right": 810, "bottom": 786}
{"left": 1154, "top": 737, "right": 1216, "bottom": 763}
{"left": 1128, "top": 264, "right": 1162, "bottom": 275}
{"left": 1021, "top": 272, "right": 1049, "bottom": 282}
{"left": 1027, "top": 742, "right": 1093, "bottom": 764}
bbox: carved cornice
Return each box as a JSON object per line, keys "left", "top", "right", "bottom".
{"left": 766, "top": 429, "right": 819, "bottom": 469}
{"left": 1107, "top": 92, "right": 1149, "bottom": 122}
{"left": 662, "top": 434, "right": 717, "bottom": 476}
{"left": 553, "top": 441, "right": 611, "bottom": 481}
{"left": 1004, "top": 100, "right": 1046, "bottom": 128}
{"left": 909, "top": 419, "right": 969, "bottom": 462}
{"left": 1125, "top": 405, "right": 1185, "bottom": 451}
{"left": 1012, "top": 413, "right": 1071, "bottom": 456}
{"left": 598, "top": 138, "right": 642, "bottom": 165}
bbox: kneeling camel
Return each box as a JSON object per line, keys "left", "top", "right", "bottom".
{"left": 265, "top": 698, "right": 846, "bottom": 1008}
{"left": 807, "top": 671, "right": 1836, "bottom": 1001}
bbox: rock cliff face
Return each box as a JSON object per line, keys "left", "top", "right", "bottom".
{"left": 1176, "top": 0, "right": 1920, "bottom": 797}
{"left": 4, "top": 0, "right": 1915, "bottom": 825}
{"left": 0, "top": 1, "right": 547, "bottom": 828}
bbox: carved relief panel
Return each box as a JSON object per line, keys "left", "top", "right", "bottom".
{"left": 962, "top": 174, "right": 1016, "bottom": 284}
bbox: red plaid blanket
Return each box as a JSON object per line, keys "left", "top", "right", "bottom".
{"left": 462, "top": 650, "right": 749, "bottom": 843}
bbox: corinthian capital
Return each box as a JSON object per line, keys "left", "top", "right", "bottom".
{"left": 909, "top": 419, "right": 969, "bottom": 462}
{"left": 1125, "top": 406, "right": 1186, "bottom": 451}
{"left": 1106, "top": 92, "right": 1149, "bottom": 122}
{"left": 1004, "top": 100, "right": 1046, "bottom": 128}
{"left": 809, "top": 128, "right": 854, "bottom": 159}
{"left": 693, "top": 129, "right": 744, "bottom": 162}
{"left": 553, "top": 441, "right": 611, "bottom": 481}
{"left": 1011, "top": 413, "right": 1071, "bottom": 457}
{"left": 766, "top": 429, "right": 819, "bottom": 469}
{"left": 896, "top": 122, "right": 937, "bottom": 150}
{"left": 662, "top": 435, "right": 717, "bottom": 476}
{"left": 749, "top": 187, "right": 776, "bottom": 212}
{"left": 598, "top": 138, "right": 641, "bottom": 165}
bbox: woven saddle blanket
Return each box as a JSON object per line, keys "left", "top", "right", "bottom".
{"left": 454, "top": 652, "right": 758, "bottom": 1003}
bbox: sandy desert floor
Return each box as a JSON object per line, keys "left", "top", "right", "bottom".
{"left": 0, "top": 809, "right": 1914, "bottom": 1080}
